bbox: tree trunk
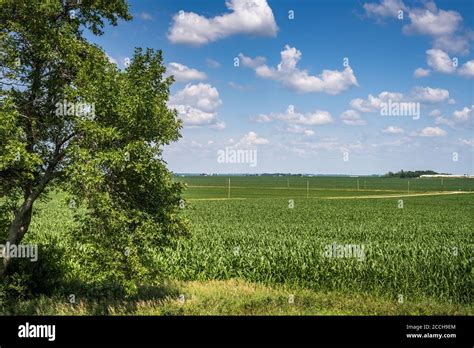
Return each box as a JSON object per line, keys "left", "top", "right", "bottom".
{"left": 0, "top": 158, "right": 60, "bottom": 279}
{"left": 0, "top": 197, "right": 34, "bottom": 278}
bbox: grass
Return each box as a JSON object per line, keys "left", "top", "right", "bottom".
{"left": 4, "top": 279, "right": 471, "bottom": 315}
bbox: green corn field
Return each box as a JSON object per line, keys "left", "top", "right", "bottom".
{"left": 154, "top": 176, "right": 473, "bottom": 306}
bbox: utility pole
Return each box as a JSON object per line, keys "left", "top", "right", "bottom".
{"left": 306, "top": 180, "right": 309, "bottom": 198}
{"left": 228, "top": 178, "right": 230, "bottom": 199}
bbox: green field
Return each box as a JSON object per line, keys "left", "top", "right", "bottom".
{"left": 161, "top": 176, "right": 474, "bottom": 306}
{"left": 7, "top": 175, "right": 474, "bottom": 315}
{"left": 176, "top": 175, "right": 474, "bottom": 198}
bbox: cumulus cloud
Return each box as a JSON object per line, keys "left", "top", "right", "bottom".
{"left": 458, "top": 60, "right": 474, "bottom": 77}
{"left": 349, "top": 91, "right": 404, "bottom": 113}
{"left": 169, "top": 105, "right": 215, "bottom": 126}
{"left": 452, "top": 105, "right": 473, "bottom": 122}
{"left": 239, "top": 45, "right": 358, "bottom": 94}
{"left": 428, "top": 105, "right": 472, "bottom": 127}
{"left": 434, "top": 115, "right": 454, "bottom": 127}
{"left": 382, "top": 126, "right": 404, "bottom": 134}
{"left": 349, "top": 87, "right": 450, "bottom": 115}
{"left": 236, "top": 131, "right": 269, "bottom": 147}
{"left": 283, "top": 125, "right": 315, "bottom": 136}
{"left": 340, "top": 110, "right": 366, "bottom": 126}
{"left": 413, "top": 67, "right": 431, "bottom": 78}
{"left": 402, "top": 2, "right": 469, "bottom": 54}
{"left": 418, "top": 49, "right": 474, "bottom": 77}
{"left": 168, "top": 0, "right": 278, "bottom": 45}
{"left": 364, "top": 1, "right": 471, "bottom": 54}
{"left": 212, "top": 120, "right": 226, "bottom": 130}
{"left": 170, "top": 83, "right": 221, "bottom": 112}
{"left": 412, "top": 126, "right": 447, "bottom": 137}
{"left": 168, "top": 83, "right": 224, "bottom": 128}
{"left": 426, "top": 48, "right": 456, "bottom": 73}
{"left": 167, "top": 62, "right": 207, "bottom": 82}
{"left": 364, "top": 0, "right": 407, "bottom": 18}
{"left": 429, "top": 109, "right": 442, "bottom": 117}
{"left": 255, "top": 105, "right": 333, "bottom": 126}
{"left": 410, "top": 86, "right": 450, "bottom": 103}
{"left": 403, "top": 4, "right": 462, "bottom": 38}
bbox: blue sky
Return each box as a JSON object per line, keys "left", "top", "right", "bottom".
{"left": 87, "top": 0, "right": 473, "bottom": 175}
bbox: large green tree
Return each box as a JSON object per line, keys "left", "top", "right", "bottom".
{"left": 0, "top": 0, "right": 188, "bottom": 293}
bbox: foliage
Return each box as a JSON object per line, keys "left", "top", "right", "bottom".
{"left": 383, "top": 170, "right": 440, "bottom": 178}
{"left": 0, "top": 0, "right": 188, "bottom": 296}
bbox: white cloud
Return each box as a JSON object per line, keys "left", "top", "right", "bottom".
{"left": 106, "top": 53, "right": 117, "bottom": 65}
{"left": 284, "top": 125, "right": 315, "bottom": 136}
{"left": 459, "top": 138, "right": 474, "bottom": 147}
{"left": 228, "top": 81, "right": 251, "bottom": 91}
{"left": 429, "top": 109, "right": 442, "bottom": 117}
{"left": 426, "top": 48, "right": 456, "bottom": 73}
{"left": 206, "top": 58, "right": 221, "bottom": 68}
{"left": 123, "top": 57, "right": 131, "bottom": 68}
{"left": 170, "top": 83, "right": 221, "bottom": 112}
{"left": 413, "top": 126, "right": 447, "bottom": 137}
{"left": 168, "top": 83, "right": 224, "bottom": 128}
{"left": 212, "top": 120, "right": 226, "bottom": 130}
{"left": 137, "top": 12, "right": 153, "bottom": 21}
{"left": 256, "top": 105, "right": 333, "bottom": 126}
{"left": 239, "top": 45, "right": 358, "bottom": 94}
{"left": 340, "top": 110, "right": 366, "bottom": 126}
{"left": 236, "top": 131, "right": 269, "bottom": 147}
{"left": 403, "top": 5, "right": 462, "bottom": 38}
{"left": 428, "top": 105, "right": 472, "bottom": 127}
{"left": 452, "top": 105, "right": 473, "bottom": 122}
{"left": 349, "top": 95, "right": 379, "bottom": 113}
{"left": 458, "top": 60, "right": 474, "bottom": 77}
{"left": 434, "top": 116, "right": 454, "bottom": 127}
{"left": 382, "top": 126, "right": 404, "bottom": 134}
{"left": 190, "top": 140, "right": 203, "bottom": 148}
{"left": 420, "top": 50, "right": 474, "bottom": 77}
{"left": 364, "top": 0, "right": 407, "bottom": 18}
{"left": 350, "top": 91, "right": 403, "bottom": 113}
{"left": 167, "top": 62, "right": 207, "bottom": 82}
{"left": 364, "top": 1, "right": 471, "bottom": 54}
{"left": 239, "top": 54, "right": 266, "bottom": 68}
{"left": 349, "top": 87, "right": 450, "bottom": 115}
{"left": 170, "top": 105, "right": 216, "bottom": 126}
{"left": 410, "top": 86, "right": 450, "bottom": 103}
{"left": 433, "top": 34, "right": 471, "bottom": 55}
{"left": 413, "top": 67, "right": 431, "bottom": 78}
{"left": 168, "top": 0, "right": 278, "bottom": 45}
{"left": 402, "top": 3, "right": 468, "bottom": 54}
{"left": 254, "top": 113, "right": 272, "bottom": 123}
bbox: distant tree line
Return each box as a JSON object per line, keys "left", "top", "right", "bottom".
{"left": 383, "top": 170, "right": 441, "bottom": 178}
